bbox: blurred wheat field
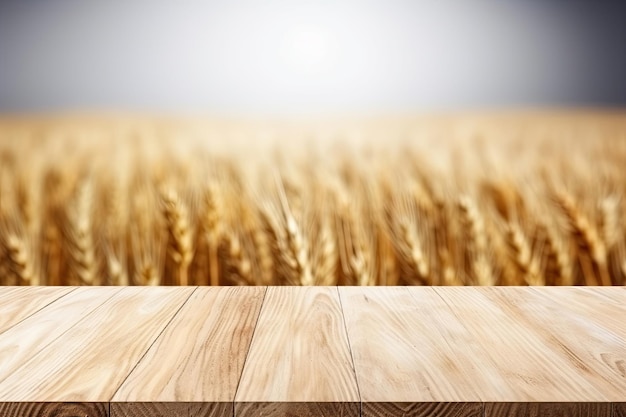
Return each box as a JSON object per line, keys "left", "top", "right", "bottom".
{"left": 1, "top": 112, "right": 625, "bottom": 286}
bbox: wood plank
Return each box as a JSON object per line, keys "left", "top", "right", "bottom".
{"left": 112, "top": 287, "right": 265, "bottom": 416}
{"left": 432, "top": 287, "right": 609, "bottom": 402}
{"left": 235, "top": 286, "right": 359, "bottom": 417}
{"left": 235, "top": 401, "right": 359, "bottom": 417}
{"left": 0, "top": 286, "right": 195, "bottom": 402}
{"left": 363, "top": 402, "right": 483, "bottom": 417}
{"left": 575, "top": 286, "right": 626, "bottom": 305}
{"left": 614, "top": 403, "right": 626, "bottom": 417}
{"left": 529, "top": 287, "right": 626, "bottom": 338}
{"left": 0, "top": 286, "right": 122, "bottom": 384}
{"left": 0, "top": 286, "right": 622, "bottom": 413}
{"left": 110, "top": 402, "right": 229, "bottom": 417}
{"left": 0, "top": 287, "right": 75, "bottom": 334}
{"left": 340, "top": 286, "right": 516, "bottom": 416}
{"left": 478, "top": 287, "right": 626, "bottom": 401}
{"left": 484, "top": 402, "right": 611, "bottom": 417}
{"left": 0, "top": 402, "right": 108, "bottom": 417}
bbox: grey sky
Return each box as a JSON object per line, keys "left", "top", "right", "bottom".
{"left": 1, "top": 0, "right": 625, "bottom": 114}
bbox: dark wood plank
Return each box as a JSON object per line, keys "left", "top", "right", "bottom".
{"left": 110, "top": 402, "right": 230, "bottom": 417}
{"left": 484, "top": 402, "right": 611, "bottom": 417}
{"left": 235, "top": 402, "right": 359, "bottom": 417}
{"left": 0, "top": 402, "right": 107, "bottom": 417}
{"left": 614, "top": 403, "right": 626, "bottom": 417}
{"left": 363, "top": 402, "right": 483, "bottom": 417}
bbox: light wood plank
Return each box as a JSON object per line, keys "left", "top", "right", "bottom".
{"left": 0, "top": 287, "right": 75, "bottom": 334}
{"left": 340, "top": 286, "right": 515, "bottom": 413}
{"left": 484, "top": 402, "right": 611, "bottom": 417}
{"left": 0, "top": 402, "right": 108, "bottom": 417}
{"left": 112, "top": 287, "right": 265, "bottom": 416}
{"left": 529, "top": 286, "right": 626, "bottom": 338}
{"left": 0, "top": 286, "right": 122, "bottom": 384}
{"left": 479, "top": 287, "right": 626, "bottom": 401}
{"left": 0, "top": 286, "right": 195, "bottom": 402}
{"left": 235, "top": 286, "right": 359, "bottom": 417}
{"left": 0, "top": 286, "right": 622, "bottom": 412}
{"left": 433, "top": 287, "right": 609, "bottom": 402}
{"left": 576, "top": 286, "right": 626, "bottom": 305}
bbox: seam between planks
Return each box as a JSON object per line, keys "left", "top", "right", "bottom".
{"left": 232, "top": 286, "right": 268, "bottom": 417}
{"left": 107, "top": 286, "right": 199, "bottom": 402}
{"left": 0, "top": 287, "right": 78, "bottom": 338}
{"left": 0, "top": 286, "right": 125, "bottom": 386}
{"left": 407, "top": 288, "right": 487, "bottom": 417}
{"left": 336, "top": 286, "right": 363, "bottom": 417}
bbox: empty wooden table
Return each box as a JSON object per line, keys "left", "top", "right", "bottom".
{"left": 0, "top": 286, "right": 623, "bottom": 416}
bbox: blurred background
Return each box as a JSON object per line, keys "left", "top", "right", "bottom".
{"left": 1, "top": 0, "right": 625, "bottom": 115}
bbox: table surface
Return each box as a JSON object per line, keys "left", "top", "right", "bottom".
{"left": 0, "top": 286, "right": 624, "bottom": 417}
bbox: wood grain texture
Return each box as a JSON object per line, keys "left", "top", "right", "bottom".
{"left": 0, "top": 287, "right": 122, "bottom": 384}
{"left": 110, "top": 402, "right": 230, "bottom": 417}
{"left": 479, "top": 287, "right": 626, "bottom": 401}
{"left": 484, "top": 402, "right": 611, "bottom": 417}
{"left": 0, "top": 287, "right": 75, "bottom": 334}
{"left": 0, "top": 286, "right": 195, "bottom": 402}
{"left": 432, "top": 287, "right": 608, "bottom": 402}
{"left": 0, "top": 402, "right": 108, "bottom": 417}
{"left": 112, "top": 287, "right": 265, "bottom": 410}
{"left": 577, "top": 287, "right": 626, "bottom": 305}
{"left": 235, "top": 286, "right": 358, "bottom": 416}
{"left": 235, "top": 402, "right": 359, "bottom": 417}
{"left": 363, "top": 402, "right": 483, "bottom": 417}
{"left": 0, "top": 286, "right": 624, "bottom": 413}
{"left": 340, "top": 287, "right": 508, "bottom": 406}
{"left": 614, "top": 403, "right": 626, "bottom": 417}
{"left": 529, "top": 287, "right": 626, "bottom": 342}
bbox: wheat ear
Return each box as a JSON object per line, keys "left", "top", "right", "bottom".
{"left": 505, "top": 222, "right": 541, "bottom": 285}
{"left": 202, "top": 183, "right": 223, "bottom": 286}
{"left": 221, "top": 231, "right": 253, "bottom": 285}
{"left": 458, "top": 195, "right": 495, "bottom": 285}
{"left": 65, "top": 180, "right": 98, "bottom": 285}
{"left": 277, "top": 181, "right": 313, "bottom": 286}
{"left": 554, "top": 190, "right": 610, "bottom": 285}
{"left": 162, "top": 188, "right": 194, "bottom": 285}
{"left": 5, "top": 232, "right": 38, "bottom": 285}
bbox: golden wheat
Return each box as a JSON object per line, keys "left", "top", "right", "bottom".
{"left": 0, "top": 112, "right": 625, "bottom": 286}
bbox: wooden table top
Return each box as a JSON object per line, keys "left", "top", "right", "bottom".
{"left": 0, "top": 286, "right": 624, "bottom": 417}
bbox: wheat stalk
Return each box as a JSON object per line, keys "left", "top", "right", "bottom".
{"left": 554, "top": 190, "right": 611, "bottom": 285}
{"left": 64, "top": 180, "right": 98, "bottom": 285}
{"left": 161, "top": 188, "right": 194, "bottom": 286}
{"left": 504, "top": 222, "right": 541, "bottom": 285}
{"left": 458, "top": 195, "right": 495, "bottom": 285}
{"left": 5, "top": 233, "right": 38, "bottom": 285}
{"left": 1, "top": 114, "right": 625, "bottom": 287}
